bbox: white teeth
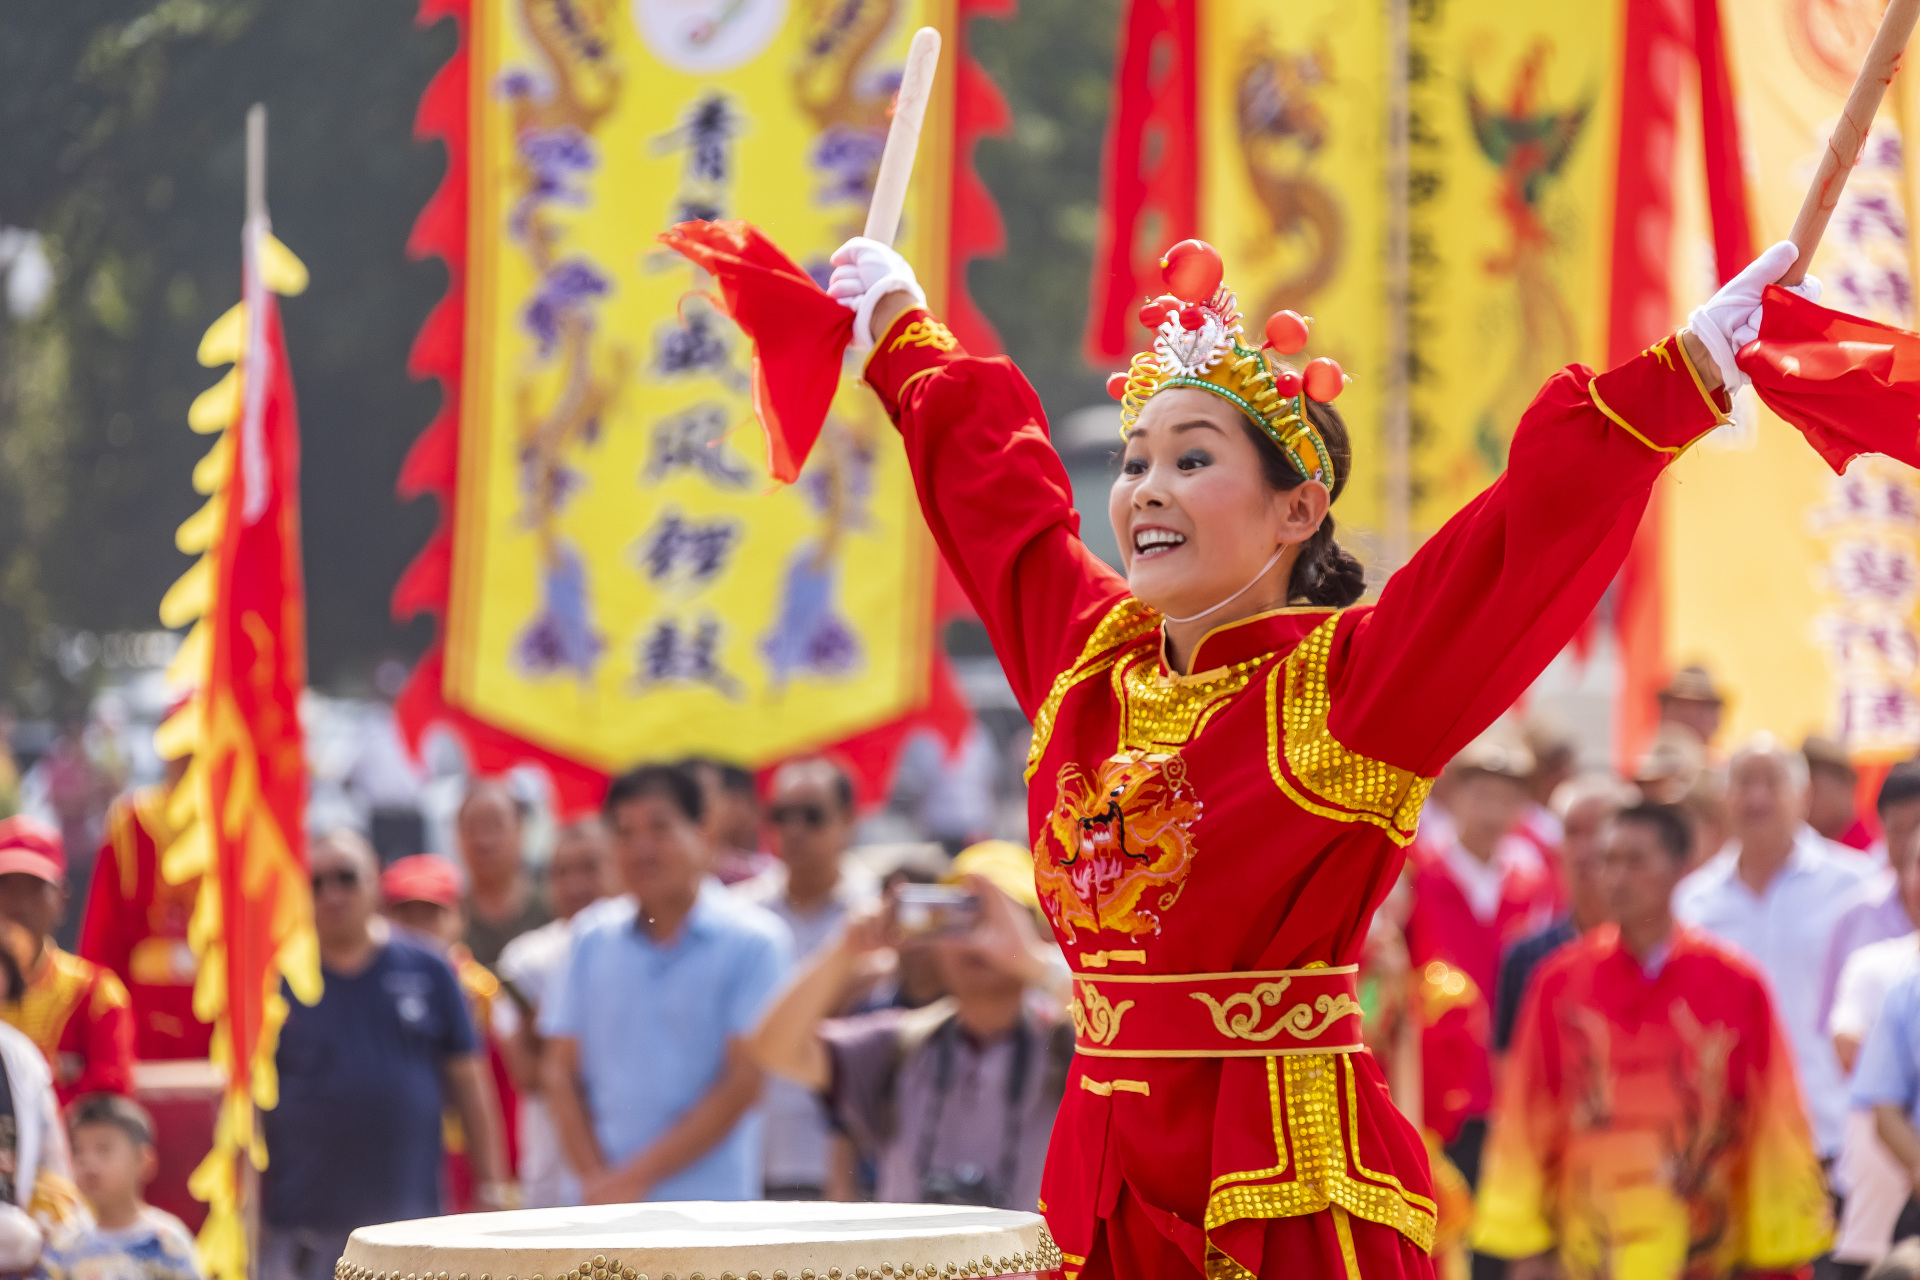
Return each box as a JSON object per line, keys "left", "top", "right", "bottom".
{"left": 1133, "top": 529, "right": 1186, "bottom": 554}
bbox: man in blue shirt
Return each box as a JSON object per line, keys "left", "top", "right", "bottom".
{"left": 260, "top": 831, "right": 508, "bottom": 1280}
{"left": 543, "top": 763, "right": 790, "bottom": 1203}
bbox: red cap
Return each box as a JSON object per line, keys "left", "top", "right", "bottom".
{"left": 380, "top": 855, "right": 462, "bottom": 908}
{"left": 0, "top": 817, "right": 64, "bottom": 884}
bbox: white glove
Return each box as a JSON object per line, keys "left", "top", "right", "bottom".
{"left": 1686, "top": 239, "right": 1823, "bottom": 393}
{"left": 827, "top": 236, "right": 926, "bottom": 352}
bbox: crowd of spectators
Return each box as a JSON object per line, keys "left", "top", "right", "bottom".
{"left": 16, "top": 661, "right": 1920, "bottom": 1279}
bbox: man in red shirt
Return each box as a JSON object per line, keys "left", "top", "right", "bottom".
{"left": 1406, "top": 728, "right": 1560, "bottom": 1186}
{"left": 0, "top": 816, "right": 134, "bottom": 1102}
{"left": 76, "top": 754, "right": 207, "bottom": 1060}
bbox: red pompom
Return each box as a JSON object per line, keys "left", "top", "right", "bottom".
{"left": 1178, "top": 304, "right": 1206, "bottom": 331}
{"left": 1160, "top": 240, "right": 1224, "bottom": 303}
{"left": 1106, "top": 372, "right": 1130, "bottom": 400}
{"left": 1137, "top": 294, "right": 1180, "bottom": 330}
{"left": 1264, "top": 310, "right": 1310, "bottom": 355}
{"left": 1304, "top": 357, "right": 1345, "bottom": 402}
{"left": 1272, "top": 365, "right": 1303, "bottom": 398}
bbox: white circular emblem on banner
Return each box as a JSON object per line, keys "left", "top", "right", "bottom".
{"left": 634, "top": 0, "right": 788, "bottom": 73}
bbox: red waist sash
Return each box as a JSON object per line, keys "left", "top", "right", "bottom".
{"left": 1068, "top": 965, "right": 1364, "bottom": 1057}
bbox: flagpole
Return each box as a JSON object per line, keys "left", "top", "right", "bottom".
{"left": 241, "top": 103, "right": 265, "bottom": 1280}
{"left": 1382, "top": 0, "right": 1411, "bottom": 570}
{"left": 1781, "top": 0, "right": 1920, "bottom": 284}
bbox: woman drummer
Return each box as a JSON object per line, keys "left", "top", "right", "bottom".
{"left": 821, "top": 233, "right": 1818, "bottom": 1280}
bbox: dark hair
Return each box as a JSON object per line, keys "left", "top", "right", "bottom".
{"left": 1236, "top": 397, "right": 1365, "bottom": 608}
{"left": 604, "top": 763, "right": 704, "bottom": 825}
{"left": 775, "top": 755, "right": 855, "bottom": 813}
{"left": 1615, "top": 802, "right": 1692, "bottom": 863}
{"left": 1880, "top": 761, "right": 1920, "bottom": 815}
{"left": 68, "top": 1092, "right": 155, "bottom": 1148}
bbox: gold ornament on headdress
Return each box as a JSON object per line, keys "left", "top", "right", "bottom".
{"left": 1108, "top": 240, "right": 1346, "bottom": 492}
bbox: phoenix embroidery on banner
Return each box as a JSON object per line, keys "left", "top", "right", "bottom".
{"left": 1040, "top": 751, "right": 1202, "bottom": 944}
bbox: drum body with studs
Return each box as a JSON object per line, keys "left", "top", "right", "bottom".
{"left": 336, "top": 1203, "right": 1065, "bottom": 1280}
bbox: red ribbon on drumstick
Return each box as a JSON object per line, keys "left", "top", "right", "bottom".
{"left": 659, "top": 28, "right": 942, "bottom": 483}
{"left": 1737, "top": 0, "right": 1920, "bottom": 473}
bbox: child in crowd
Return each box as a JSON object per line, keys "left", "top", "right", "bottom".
{"left": 44, "top": 1095, "right": 200, "bottom": 1280}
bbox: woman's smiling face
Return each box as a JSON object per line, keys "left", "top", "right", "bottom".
{"left": 1109, "top": 387, "right": 1321, "bottom": 621}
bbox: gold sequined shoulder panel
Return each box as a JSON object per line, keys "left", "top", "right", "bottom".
{"left": 1024, "top": 597, "right": 1161, "bottom": 780}
{"left": 1266, "top": 614, "right": 1432, "bottom": 845}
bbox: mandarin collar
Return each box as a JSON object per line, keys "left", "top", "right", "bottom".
{"left": 1163, "top": 605, "right": 1341, "bottom": 675}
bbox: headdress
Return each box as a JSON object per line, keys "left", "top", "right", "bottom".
{"left": 1106, "top": 240, "right": 1347, "bottom": 493}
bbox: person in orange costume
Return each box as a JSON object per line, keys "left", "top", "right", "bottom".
{"left": 1473, "top": 804, "right": 1829, "bottom": 1279}
{"left": 801, "top": 230, "right": 1826, "bottom": 1280}
{"left": 0, "top": 817, "right": 134, "bottom": 1104}
{"left": 76, "top": 753, "right": 208, "bottom": 1061}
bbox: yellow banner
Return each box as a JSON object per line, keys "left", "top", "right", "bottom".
{"left": 446, "top": 0, "right": 954, "bottom": 769}
{"left": 1405, "top": 1, "right": 1623, "bottom": 533}
{"left": 1196, "top": 0, "right": 1390, "bottom": 538}
{"left": 1662, "top": 1, "right": 1920, "bottom": 756}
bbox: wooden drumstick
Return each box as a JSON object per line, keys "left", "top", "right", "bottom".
{"left": 1782, "top": 0, "right": 1920, "bottom": 284}
{"left": 863, "top": 27, "right": 942, "bottom": 247}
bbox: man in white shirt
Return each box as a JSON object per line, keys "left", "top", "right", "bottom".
{"left": 494, "top": 817, "right": 615, "bottom": 1208}
{"left": 733, "top": 757, "right": 878, "bottom": 1198}
{"left": 1674, "top": 738, "right": 1876, "bottom": 1161}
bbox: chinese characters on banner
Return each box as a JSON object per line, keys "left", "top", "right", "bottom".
{"left": 445, "top": 0, "right": 955, "bottom": 770}
{"left": 1662, "top": 0, "right": 1920, "bottom": 761}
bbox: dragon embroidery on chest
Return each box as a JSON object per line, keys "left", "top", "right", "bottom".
{"left": 1038, "top": 750, "right": 1202, "bottom": 943}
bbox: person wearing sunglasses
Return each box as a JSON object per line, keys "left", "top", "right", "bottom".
{"left": 259, "top": 831, "right": 508, "bottom": 1280}
{"left": 734, "top": 757, "right": 879, "bottom": 1200}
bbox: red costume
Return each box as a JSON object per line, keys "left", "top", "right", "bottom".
{"left": 1473, "top": 925, "right": 1829, "bottom": 1278}
{"left": 1404, "top": 838, "right": 1558, "bottom": 1146}
{"left": 862, "top": 307, "right": 1730, "bottom": 1280}
{"left": 0, "top": 816, "right": 136, "bottom": 1103}
{"left": 77, "top": 784, "right": 211, "bottom": 1060}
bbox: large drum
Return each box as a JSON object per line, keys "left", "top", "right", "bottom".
{"left": 336, "top": 1203, "right": 1066, "bottom": 1280}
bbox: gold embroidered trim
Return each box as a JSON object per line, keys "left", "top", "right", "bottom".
{"left": 1588, "top": 379, "right": 1683, "bottom": 454}
{"left": 1265, "top": 616, "right": 1432, "bottom": 845}
{"left": 1673, "top": 330, "right": 1734, "bottom": 430}
{"left": 1191, "top": 978, "right": 1364, "bottom": 1043}
{"left": 1024, "top": 598, "right": 1160, "bottom": 780}
{"left": 1071, "top": 1043, "right": 1366, "bottom": 1058}
{"left": 893, "top": 365, "right": 944, "bottom": 402}
{"left": 1068, "top": 964, "right": 1359, "bottom": 985}
{"left": 1202, "top": 1054, "right": 1437, "bottom": 1253}
{"left": 1115, "top": 648, "right": 1269, "bottom": 755}
{"left": 889, "top": 317, "right": 958, "bottom": 353}
{"left": 1331, "top": 1206, "right": 1363, "bottom": 1280}
{"left": 1079, "top": 950, "right": 1148, "bottom": 969}
{"left": 1078, "top": 1076, "right": 1150, "bottom": 1096}
{"left": 1068, "top": 981, "right": 1134, "bottom": 1046}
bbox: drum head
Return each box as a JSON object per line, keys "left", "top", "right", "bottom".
{"left": 337, "top": 1202, "right": 1064, "bottom": 1280}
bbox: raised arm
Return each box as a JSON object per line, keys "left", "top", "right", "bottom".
{"left": 1325, "top": 243, "right": 1815, "bottom": 774}
{"left": 1323, "top": 332, "right": 1723, "bottom": 774}
{"left": 840, "top": 248, "right": 1128, "bottom": 715}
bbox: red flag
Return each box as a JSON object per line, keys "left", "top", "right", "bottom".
{"left": 1738, "top": 283, "right": 1920, "bottom": 474}
{"left": 157, "top": 225, "right": 320, "bottom": 1280}
{"left": 657, "top": 220, "right": 855, "bottom": 483}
